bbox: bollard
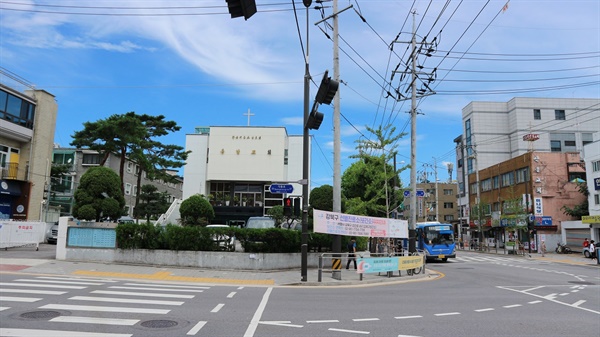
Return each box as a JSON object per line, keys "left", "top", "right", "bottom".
{"left": 318, "top": 255, "right": 323, "bottom": 282}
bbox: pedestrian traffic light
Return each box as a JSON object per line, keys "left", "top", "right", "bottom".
{"left": 527, "top": 214, "right": 535, "bottom": 231}
{"left": 283, "top": 197, "right": 292, "bottom": 216}
{"left": 225, "top": 0, "right": 257, "bottom": 20}
{"left": 315, "top": 70, "right": 339, "bottom": 105}
{"left": 294, "top": 197, "right": 301, "bottom": 217}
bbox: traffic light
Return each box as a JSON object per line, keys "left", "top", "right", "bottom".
{"left": 294, "top": 197, "right": 301, "bottom": 217}
{"left": 283, "top": 197, "right": 292, "bottom": 216}
{"left": 306, "top": 110, "right": 324, "bottom": 130}
{"left": 527, "top": 214, "right": 535, "bottom": 231}
{"left": 315, "top": 70, "right": 339, "bottom": 105}
{"left": 225, "top": 0, "right": 257, "bottom": 20}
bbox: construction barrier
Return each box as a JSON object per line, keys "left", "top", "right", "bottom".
{"left": 0, "top": 221, "right": 46, "bottom": 250}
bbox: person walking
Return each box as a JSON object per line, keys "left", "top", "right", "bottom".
{"left": 583, "top": 238, "right": 589, "bottom": 249}
{"left": 589, "top": 240, "right": 596, "bottom": 260}
{"left": 346, "top": 237, "right": 357, "bottom": 270}
{"left": 540, "top": 240, "right": 547, "bottom": 257}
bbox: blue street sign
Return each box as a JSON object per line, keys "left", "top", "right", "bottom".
{"left": 403, "top": 190, "right": 425, "bottom": 197}
{"left": 269, "top": 184, "right": 294, "bottom": 194}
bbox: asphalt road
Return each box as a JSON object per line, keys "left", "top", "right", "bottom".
{"left": 1, "top": 250, "right": 599, "bottom": 336}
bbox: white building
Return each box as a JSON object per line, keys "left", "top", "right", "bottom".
{"left": 455, "top": 97, "right": 600, "bottom": 239}
{"left": 583, "top": 133, "right": 600, "bottom": 242}
{"left": 183, "top": 126, "right": 307, "bottom": 224}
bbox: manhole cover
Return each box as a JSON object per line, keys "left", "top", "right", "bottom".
{"left": 20, "top": 311, "right": 61, "bottom": 319}
{"left": 568, "top": 281, "right": 595, "bottom": 285}
{"left": 141, "top": 320, "right": 179, "bottom": 328}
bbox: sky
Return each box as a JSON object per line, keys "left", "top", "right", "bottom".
{"left": 1, "top": 0, "right": 599, "bottom": 190}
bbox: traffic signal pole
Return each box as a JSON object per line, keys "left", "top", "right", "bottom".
{"left": 301, "top": 1, "right": 311, "bottom": 282}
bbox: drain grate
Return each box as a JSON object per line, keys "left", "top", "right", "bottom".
{"left": 20, "top": 311, "right": 61, "bottom": 320}
{"left": 141, "top": 319, "right": 179, "bottom": 328}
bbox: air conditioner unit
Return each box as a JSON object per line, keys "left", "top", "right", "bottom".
{"left": 535, "top": 167, "right": 540, "bottom": 173}
{"left": 536, "top": 187, "right": 542, "bottom": 194}
{"left": 533, "top": 156, "right": 539, "bottom": 162}
{"left": 535, "top": 178, "right": 541, "bottom": 183}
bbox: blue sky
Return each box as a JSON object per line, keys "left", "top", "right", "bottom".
{"left": 1, "top": 0, "right": 599, "bottom": 189}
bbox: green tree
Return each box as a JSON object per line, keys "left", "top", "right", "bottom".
{"left": 310, "top": 185, "right": 334, "bottom": 211}
{"left": 134, "top": 184, "right": 169, "bottom": 222}
{"left": 266, "top": 205, "right": 285, "bottom": 228}
{"left": 561, "top": 182, "right": 589, "bottom": 218}
{"left": 179, "top": 194, "right": 215, "bottom": 226}
{"left": 72, "top": 166, "right": 125, "bottom": 221}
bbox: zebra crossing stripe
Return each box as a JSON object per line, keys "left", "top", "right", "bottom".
{"left": 40, "top": 304, "right": 170, "bottom": 314}
{"left": 0, "top": 328, "right": 131, "bottom": 337}
{"left": 50, "top": 316, "right": 139, "bottom": 326}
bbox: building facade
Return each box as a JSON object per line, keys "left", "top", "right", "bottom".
{"left": 456, "top": 97, "right": 599, "bottom": 242}
{"left": 50, "top": 148, "right": 183, "bottom": 220}
{"left": 183, "top": 126, "right": 306, "bottom": 224}
{"left": 582, "top": 134, "right": 600, "bottom": 244}
{"left": 1, "top": 82, "right": 57, "bottom": 221}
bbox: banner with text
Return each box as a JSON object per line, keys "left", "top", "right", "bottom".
{"left": 313, "top": 209, "right": 408, "bottom": 238}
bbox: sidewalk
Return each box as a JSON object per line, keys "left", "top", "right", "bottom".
{"left": 2, "top": 246, "right": 596, "bottom": 288}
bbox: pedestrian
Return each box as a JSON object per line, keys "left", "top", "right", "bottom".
{"left": 346, "top": 237, "right": 357, "bottom": 270}
{"left": 459, "top": 237, "right": 464, "bottom": 250}
{"left": 376, "top": 238, "right": 385, "bottom": 254}
{"left": 583, "top": 238, "right": 589, "bottom": 249}
{"left": 589, "top": 240, "right": 596, "bottom": 260}
{"left": 540, "top": 240, "right": 546, "bottom": 257}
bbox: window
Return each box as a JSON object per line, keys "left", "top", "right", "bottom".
{"left": 592, "top": 160, "right": 600, "bottom": 172}
{"left": 133, "top": 185, "right": 137, "bottom": 196}
{"left": 444, "top": 202, "right": 453, "bottom": 209}
{"left": 126, "top": 162, "right": 133, "bottom": 173}
{"left": 582, "top": 133, "right": 593, "bottom": 146}
{"left": 481, "top": 179, "right": 491, "bottom": 192}
{"left": 492, "top": 176, "right": 500, "bottom": 189}
{"left": 554, "top": 109, "right": 565, "bottom": 120}
{"left": 595, "top": 194, "right": 599, "bottom": 205}
{"left": 82, "top": 153, "right": 100, "bottom": 165}
{"left": 444, "top": 215, "right": 454, "bottom": 221}
{"left": 125, "top": 183, "right": 132, "bottom": 195}
{"left": 516, "top": 167, "right": 529, "bottom": 183}
{"left": 550, "top": 140, "right": 561, "bottom": 152}
{"left": 564, "top": 140, "right": 576, "bottom": 147}
{"left": 443, "top": 189, "right": 453, "bottom": 195}
{"left": 501, "top": 172, "right": 514, "bottom": 187}
{"left": 533, "top": 109, "right": 541, "bottom": 120}
{"left": 470, "top": 182, "right": 478, "bottom": 194}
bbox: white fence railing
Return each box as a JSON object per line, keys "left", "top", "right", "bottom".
{"left": 0, "top": 220, "right": 46, "bottom": 250}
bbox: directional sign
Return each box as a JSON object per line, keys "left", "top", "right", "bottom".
{"left": 269, "top": 184, "right": 294, "bottom": 194}
{"left": 403, "top": 190, "right": 424, "bottom": 197}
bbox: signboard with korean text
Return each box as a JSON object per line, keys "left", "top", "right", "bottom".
{"left": 534, "top": 197, "right": 543, "bottom": 216}
{"left": 313, "top": 209, "right": 408, "bottom": 238}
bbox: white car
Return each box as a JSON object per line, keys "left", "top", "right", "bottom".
{"left": 206, "top": 224, "right": 235, "bottom": 252}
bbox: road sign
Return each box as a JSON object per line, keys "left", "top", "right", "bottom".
{"left": 403, "top": 190, "right": 425, "bottom": 197}
{"left": 269, "top": 184, "right": 294, "bottom": 194}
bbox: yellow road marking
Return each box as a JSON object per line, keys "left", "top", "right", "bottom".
{"left": 72, "top": 270, "right": 275, "bottom": 285}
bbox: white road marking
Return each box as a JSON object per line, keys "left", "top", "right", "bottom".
{"left": 40, "top": 304, "right": 170, "bottom": 314}
{"left": 559, "top": 293, "right": 570, "bottom": 296}
{"left": 123, "top": 283, "right": 209, "bottom": 289}
{"left": 109, "top": 286, "right": 204, "bottom": 293}
{"left": 474, "top": 308, "right": 494, "bottom": 312}
{"left": 15, "top": 279, "right": 103, "bottom": 286}
{"left": 329, "top": 328, "right": 370, "bottom": 334}
{"left": 69, "top": 296, "right": 184, "bottom": 306}
{"left": 498, "top": 286, "right": 600, "bottom": 314}
{"left": 523, "top": 286, "right": 543, "bottom": 292}
{"left": 0, "top": 307, "right": 10, "bottom": 311}
{"left": 394, "top": 315, "right": 423, "bottom": 319}
{"left": 528, "top": 300, "right": 543, "bottom": 304}
{"left": 0, "top": 296, "right": 42, "bottom": 303}
{"left": 36, "top": 276, "right": 118, "bottom": 283}
{"left": 244, "top": 287, "right": 272, "bottom": 337}
{"left": 572, "top": 300, "right": 586, "bottom": 307}
{"left": 91, "top": 290, "right": 194, "bottom": 299}
{"left": 0, "top": 289, "right": 66, "bottom": 295}
{"left": 260, "top": 321, "right": 303, "bottom": 328}
{"left": 50, "top": 316, "right": 139, "bottom": 325}
{"left": 307, "top": 319, "right": 340, "bottom": 323}
{"left": 0, "top": 282, "right": 86, "bottom": 289}
{"left": 227, "top": 292, "right": 236, "bottom": 298}
{"left": 503, "top": 304, "right": 522, "bottom": 308}
{"left": 353, "top": 318, "right": 380, "bottom": 322}
{"left": 434, "top": 312, "right": 460, "bottom": 316}
{"left": 211, "top": 303, "right": 225, "bottom": 313}
{"left": 0, "top": 328, "right": 131, "bottom": 337}
{"left": 187, "top": 321, "right": 207, "bottom": 335}
{"left": 237, "top": 286, "right": 244, "bottom": 290}
{"left": 397, "top": 335, "right": 423, "bottom": 337}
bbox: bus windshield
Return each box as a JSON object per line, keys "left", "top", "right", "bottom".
{"left": 424, "top": 226, "right": 455, "bottom": 246}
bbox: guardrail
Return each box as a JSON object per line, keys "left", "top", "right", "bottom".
{"left": 317, "top": 250, "right": 426, "bottom": 282}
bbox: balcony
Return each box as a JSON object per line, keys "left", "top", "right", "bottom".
{"left": 0, "top": 162, "right": 20, "bottom": 180}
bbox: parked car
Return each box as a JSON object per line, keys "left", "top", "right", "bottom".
{"left": 206, "top": 224, "right": 235, "bottom": 251}
{"left": 245, "top": 216, "right": 276, "bottom": 229}
{"left": 583, "top": 244, "right": 596, "bottom": 258}
{"left": 46, "top": 222, "right": 59, "bottom": 244}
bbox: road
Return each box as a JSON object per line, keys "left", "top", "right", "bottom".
{"left": 0, "top": 250, "right": 599, "bottom": 336}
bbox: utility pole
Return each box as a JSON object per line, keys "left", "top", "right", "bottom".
{"left": 301, "top": 1, "right": 311, "bottom": 282}
{"left": 332, "top": 0, "right": 342, "bottom": 280}
{"left": 434, "top": 157, "right": 439, "bottom": 222}
{"left": 471, "top": 145, "right": 482, "bottom": 250}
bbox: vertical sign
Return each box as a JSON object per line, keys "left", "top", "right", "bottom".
{"left": 534, "top": 197, "right": 543, "bottom": 216}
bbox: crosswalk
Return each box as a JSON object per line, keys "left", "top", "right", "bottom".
{"left": 0, "top": 276, "right": 210, "bottom": 337}
{"left": 454, "top": 255, "right": 536, "bottom": 264}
